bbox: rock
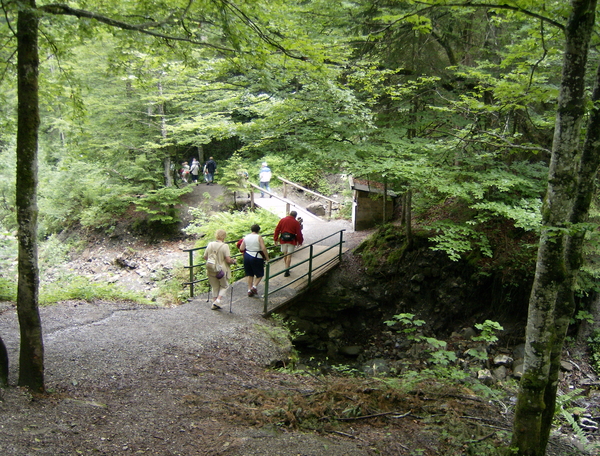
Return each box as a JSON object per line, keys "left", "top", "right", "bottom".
{"left": 493, "top": 365, "right": 508, "bottom": 381}
{"left": 478, "top": 369, "right": 494, "bottom": 385}
{"left": 340, "top": 346, "right": 362, "bottom": 356}
{"left": 560, "top": 360, "right": 574, "bottom": 372}
{"left": 459, "top": 327, "right": 477, "bottom": 339}
{"left": 513, "top": 343, "right": 526, "bottom": 360}
{"left": 363, "top": 358, "right": 390, "bottom": 376}
{"left": 513, "top": 361, "right": 524, "bottom": 378}
{"left": 493, "top": 354, "right": 513, "bottom": 366}
{"left": 115, "top": 257, "right": 138, "bottom": 269}
{"left": 328, "top": 326, "right": 344, "bottom": 340}
{"left": 306, "top": 202, "right": 326, "bottom": 216}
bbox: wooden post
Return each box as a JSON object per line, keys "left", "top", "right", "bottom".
{"left": 250, "top": 190, "right": 255, "bottom": 210}
{"left": 327, "top": 200, "right": 332, "bottom": 218}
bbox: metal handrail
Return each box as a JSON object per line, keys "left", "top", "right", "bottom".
{"left": 183, "top": 230, "right": 346, "bottom": 307}
{"left": 263, "top": 230, "right": 345, "bottom": 314}
{"left": 183, "top": 233, "right": 276, "bottom": 298}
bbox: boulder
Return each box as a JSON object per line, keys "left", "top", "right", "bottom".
{"left": 340, "top": 345, "right": 362, "bottom": 356}
{"left": 493, "top": 354, "right": 513, "bottom": 366}
{"left": 306, "top": 202, "right": 326, "bottom": 216}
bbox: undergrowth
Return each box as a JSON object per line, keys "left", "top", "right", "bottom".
{"left": 226, "top": 372, "right": 513, "bottom": 455}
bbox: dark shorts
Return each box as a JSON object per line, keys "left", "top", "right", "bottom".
{"left": 243, "top": 252, "right": 265, "bottom": 278}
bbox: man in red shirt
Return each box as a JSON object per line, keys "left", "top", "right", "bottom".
{"left": 274, "top": 211, "right": 304, "bottom": 277}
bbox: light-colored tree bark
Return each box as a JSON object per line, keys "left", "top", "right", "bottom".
{"left": 511, "top": 1, "right": 598, "bottom": 454}
{"left": 157, "top": 80, "right": 173, "bottom": 187}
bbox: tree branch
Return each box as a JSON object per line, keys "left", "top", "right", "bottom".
{"left": 372, "top": 2, "right": 565, "bottom": 37}
{"left": 39, "top": 3, "right": 236, "bottom": 52}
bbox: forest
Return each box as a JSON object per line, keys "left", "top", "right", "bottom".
{"left": 1, "top": 1, "right": 599, "bottom": 455}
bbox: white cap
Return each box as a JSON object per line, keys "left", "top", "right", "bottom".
{"left": 262, "top": 162, "right": 268, "bottom": 166}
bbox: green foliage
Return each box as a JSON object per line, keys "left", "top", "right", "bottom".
{"left": 218, "top": 153, "right": 251, "bottom": 194}
{"left": 185, "top": 208, "right": 279, "bottom": 248}
{"left": 472, "top": 320, "right": 504, "bottom": 344}
{"left": 134, "top": 186, "right": 193, "bottom": 225}
{"left": 384, "top": 313, "right": 425, "bottom": 341}
{"left": 385, "top": 313, "right": 457, "bottom": 366}
{"left": 429, "top": 221, "right": 493, "bottom": 261}
{"left": 40, "top": 274, "right": 150, "bottom": 305}
{"left": 0, "top": 277, "right": 16, "bottom": 302}
{"left": 183, "top": 208, "right": 280, "bottom": 291}
{"left": 554, "top": 388, "right": 598, "bottom": 453}
{"left": 587, "top": 330, "right": 600, "bottom": 375}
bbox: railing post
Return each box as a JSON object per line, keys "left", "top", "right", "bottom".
{"left": 327, "top": 200, "right": 332, "bottom": 218}
{"left": 250, "top": 190, "right": 255, "bottom": 210}
{"left": 283, "top": 182, "right": 288, "bottom": 198}
{"left": 338, "top": 230, "right": 344, "bottom": 261}
{"left": 308, "top": 245, "right": 313, "bottom": 286}
{"left": 263, "top": 261, "right": 270, "bottom": 314}
{"left": 189, "top": 250, "right": 195, "bottom": 298}
{"left": 285, "top": 202, "right": 290, "bottom": 214}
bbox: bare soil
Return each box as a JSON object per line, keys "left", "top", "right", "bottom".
{"left": 0, "top": 183, "right": 591, "bottom": 455}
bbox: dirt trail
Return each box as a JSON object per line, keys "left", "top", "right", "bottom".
{"left": 0, "top": 183, "right": 379, "bottom": 456}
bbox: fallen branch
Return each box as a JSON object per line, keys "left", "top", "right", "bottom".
{"left": 336, "top": 410, "right": 412, "bottom": 421}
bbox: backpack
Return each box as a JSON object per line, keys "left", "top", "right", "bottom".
{"left": 206, "top": 243, "right": 226, "bottom": 279}
{"left": 280, "top": 232, "right": 296, "bottom": 242}
{"left": 237, "top": 238, "right": 246, "bottom": 254}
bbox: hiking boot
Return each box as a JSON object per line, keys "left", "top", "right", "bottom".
{"left": 211, "top": 303, "right": 221, "bottom": 310}
{"left": 251, "top": 286, "right": 258, "bottom": 295}
{"left": 248, "top": 290, "right": 254, "bottom": 297}
{"left": 284, "top": 271, "right": 291, "bottom": 277}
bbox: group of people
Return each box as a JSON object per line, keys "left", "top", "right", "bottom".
{"left": 180, "top": 157, "right": 217, "bottom": 185}
{"left": 203, "top": 211, "right": 303, "bottom": 310}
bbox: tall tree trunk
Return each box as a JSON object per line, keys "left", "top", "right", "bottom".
{"left": 157, "top": 80, "right": 172, "bottom": 187}
{"left": 0, "top": 335, "right": 8, "bottom": 387}
{"left": 16, "top": 0, "right": 44, "bottom": 393}
{"left": 511, "top": 1, "right": 596, "bottom": 454}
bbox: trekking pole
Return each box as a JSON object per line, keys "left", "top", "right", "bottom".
{"left": 206, "top": 288, "right": 211, "bottom": 304}
{"left": 229, "top": 283, "right": 233, "bottom": 313}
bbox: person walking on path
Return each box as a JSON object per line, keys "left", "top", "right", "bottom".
{"left": 274, "top": 210, "right": 303, "bottom": 277}
{"left": 259, "top": 162, "right": 272, "bottom": 197}
{"left": 203, "top": 229, "right": 236, "bottom": 310}
{"left": 204, "top": 157, "right": 217, "bottom": 185}
{"left": 240, "top": 224, "right": 270, "bottom": 297}
{"left": 190, "top": 158, "right": 200, "bottom": 185}
{"left": 180, "top": 161, "right": 190, "bottom": 183}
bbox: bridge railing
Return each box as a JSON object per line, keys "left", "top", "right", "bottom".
{"left": 182, "top": 233, "right": 276, "bottom": 298}
{"left": 183, "top": 230, "right": 345, "bottom": 309}
{"left": 262, "top": 230, "right": 345, "bottom": 314}
{"left": 277, "top": 176, "right": 338, "bottom": 218}
{"left": 247, "top": 182, "right": 295, "bottom": 214}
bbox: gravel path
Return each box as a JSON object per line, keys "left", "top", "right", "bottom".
{"left": 0, "top": 183, "right": 377, "bottom": 455}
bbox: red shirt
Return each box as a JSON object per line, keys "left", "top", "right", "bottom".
{"left": 274, "top": 216, "right": 303, "bottom": 245}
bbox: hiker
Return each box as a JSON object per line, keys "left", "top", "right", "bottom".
{"left": 180, "top": 161, "right": 190, "bottom": 183}
{"left": 274, "top": 210, "right": 303, "bottom": 277}
{"left": 190, "top": 158, "right": 200, "bottom": 185}
{"left": 259, "top": 162, "right": 272, "bottom": 197}
{"left": 204, "top": 157, "right": 217, "bottom": 185}
{"left": 240, "top": 224, "right": 270, "bottom": 297}
{"left": 203, "top": 229, "right": 236, "bottom": 310}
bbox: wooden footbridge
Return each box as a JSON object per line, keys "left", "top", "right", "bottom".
{"left": 184, "top": 180, "right": 349, "bottom": 315}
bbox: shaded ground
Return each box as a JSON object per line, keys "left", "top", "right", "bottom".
{"left": 0, "top": 299, "right": 519, "bottom": 456}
